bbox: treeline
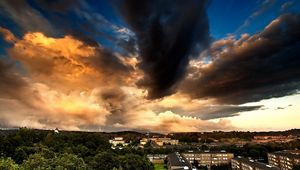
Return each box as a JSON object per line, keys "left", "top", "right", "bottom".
{"left": 0, "top": 128, "right": 153, "bottom": 170}
{"left": 170, "top": 129, "right": 300, "bottom": 142}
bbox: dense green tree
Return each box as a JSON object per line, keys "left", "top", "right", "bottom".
{"left": 1, "top": 128, "right": 300, "bottom": 170}
{"left": 21, "top": 153, "right": 51, "bottom": 169}
{"left": 73, "top": 144, "right": 89, "bottom": 157}
{"left": 89, "top": 152, "right": 120, "bottom": 170}
{"left": 53, "top": 153, "right": 87, "bottom": 170}
{"left": 22, "top": 153, "right": 87, "bottom": 170}
{"left": 0, "top": 157, "right": 19, "bottom": 170}
{"left": 36, "top": 146, "right": 55, "bottom": 159}
{"left": 13, "top": 147, "right": 27, "bottom": 164}
{"left": 119, "top": 154, "right": 153, "bottom": 170}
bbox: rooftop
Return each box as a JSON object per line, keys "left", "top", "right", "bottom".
{"left": 270, "top": 150, "right": 300, "bottom": 159}
{"left": 233, "top": 157, "right": 279, "bottom": 170}
{"left": 168, "top": 152, "right": 193, "bottom": 169}
{"left": 183, "top": 150, "right": 233, "bottom": 154}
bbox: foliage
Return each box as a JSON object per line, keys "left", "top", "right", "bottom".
{"left": 21, "top": 153, "right": 51, "bottom": 169}
{"left": 88, "top": 152, "right": 120, "bottom": 170}
{"left": 119, "top": 153, "right": 153, "bottom": 170}
{"left": 1, "top": 128, "right": 300, "bottom": 169}
{"left": 53, "top": 153, "right": 87, "bottom": 170}
{"left": 0, "top": 157, "right": 19, "bottom": 170}
{"left": 0, "top": 128, "right": 154, "bottom": 169}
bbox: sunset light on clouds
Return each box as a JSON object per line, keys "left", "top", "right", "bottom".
{"left": 0, "top": 0, "right": 300, "bottom": 132}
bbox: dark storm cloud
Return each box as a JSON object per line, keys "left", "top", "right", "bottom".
{"left": 275, "top": 104, "right": 292, "bottom": 110}
{"left": 181, "top": 14, "right": 300, "bottom": 104}
{"left": 153, "top": 104, "right": 262, "bottom": 120}
{"left": 88, "top": 48, "right": 133, "bottom": 76}
{"left": 0, "top": 0, "right": 54, "bottom": 35}
{"left": 198, "top": 105, "right": 262, "bottom": 120}
{"left": 115, "top": 0, "right": 210, "bottom": 99}
{"left": 0, "top": 60, "right": 41, "bottom": 108}
{"left": 0, "top": 60, "right": 27, "bottom": 99}
{"left": 31, "top": 0, "right": 137, "bottom": 54}
{"left": 32, "top": 0, "right": 80, "bottom": 12}
{"left": 0, "top": 0, "right": 135, "bottom": 55}
{"left": 94, "top": 87, "right": 128, "bottom": 126}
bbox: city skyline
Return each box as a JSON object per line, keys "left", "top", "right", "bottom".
{"left": 0, "top": 0, "right": 300, "bottom": 132}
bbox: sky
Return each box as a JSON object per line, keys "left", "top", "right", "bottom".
{"left": 0, "top": 0, "right": 299, "bottom": 132}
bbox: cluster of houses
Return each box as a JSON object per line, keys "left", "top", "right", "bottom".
{"left": 166, "top": 150, "right": 234, "bottom": 170}
{"left": 147, "top": 150, "right": 300, "bottom": 170}
{"left": 197, "top": 135, "right": 300, "bottom": 148}
{"left": 267, "top": 150, "right": 300, "bottom": 170}
{"left": 252, "top": 135, "right": 299, "bottom": 144}
{"left": 108, "top": 135, "right": 300, "bottom": 169}
{"left": 109, "top": 134, "right": 299, "bottom": 149}
{"left": 231, "top": 150, "right": 300, "bottom": 170}
{"left": 109, "top": 136, "right": 179, "bottom": 149}
{"left": 140, "top": 137, "right": 179, "bottom": 147}
{"left": 109, "top": 137, "right": 129, "bottom": 149}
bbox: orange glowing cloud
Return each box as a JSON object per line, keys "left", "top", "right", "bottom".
{"left": 8, "top": 32, "right": 99, "bottom": 90}
{"left": 0, "top": 27, "right": 17, "bottom": 43}
{"left": 0, "top": 29, "right": 236, "bottom": 132}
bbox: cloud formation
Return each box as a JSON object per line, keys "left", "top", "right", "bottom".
{"left": 181, "top": 14, "right": 300, "bottom": 104}
{"left": 7, "top": 32, "right": 133, "bottom": 91}
{"left": 0, "top": 30, "right": 129, "bottom": 130}
{"left": 0, "top": 29, "right": 234, "bottom": 132}
{"left": 0, "top": 27, "right": 17, "bottom": 43}
{"left": 236, "top": 0, "right": 275, "bottom": 33}
{"left": 0, "top": 59, "right": 31, "bottom": 104}
{"left": 115, "top": 0, "right": 210, "bottom": 99}
{"left": 0, "top": 1, "right": 299, "bottom": 132}
{"left": 197, "top": 105, "right": 262, "bottom": 120}
{"left": 281, "top": 1, "right": 294, "bottom": 12}
{"left": 0, "top": 0, "right": 54, "bottom": 34}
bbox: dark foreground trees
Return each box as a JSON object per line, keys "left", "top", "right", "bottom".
{"left": 0, "top": 128, "right": 154, "bottom": 170}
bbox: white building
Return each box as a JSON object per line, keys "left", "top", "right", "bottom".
{"left": 109, "top": 137, "right": 128, "bottom": 147}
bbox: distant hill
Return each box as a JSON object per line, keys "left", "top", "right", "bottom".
{"left": 1, "top": 128, "right": 299, "bottom": 140}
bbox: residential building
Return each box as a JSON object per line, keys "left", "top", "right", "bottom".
{"left": 140, "top": 137, "right": 179, "bottom": 146}
{"left": 151, "top": 137, "right": 179, "bottom": 146}
{"left": 182, "top": 150, "right": 234, "bottom": 167}
{"left": 54, "top": 128, "right": 59, "bottom": 133}
{"left": 252, "top": 136, "right": 297, "bottom": 143}
{"left": 140, "top": 138, "right": 148, "bottom": 145}
{"left": 167, "top": 152, "right": 195, "bottom": 170}
{"left": 232, "top": 157, "right": 279, "bottom": 170}
{"left": 147, "top": 154, "right": 167, "bottom": 164}
{"left": 109, "top": 137, "right": 128, "bottom": 147}
{"left": 268, "top": 150, "right": 300, "bottom": 170}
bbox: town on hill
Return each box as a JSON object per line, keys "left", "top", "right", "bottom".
{"left": 0, "top": 128, "right": 300, "bottom": 169}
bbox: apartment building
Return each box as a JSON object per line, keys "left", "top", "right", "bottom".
{"left": 109, "top": 137, "right": 128, "bottom": 147}
{"left": 140, "top": 137, "right": 179, "bottom": 146}
{"left": 147, "top": 154, "right": 167, "bottom": 164}
{"left": 152, "top": 137, "right": 179, "bottom": 146}
{"left": 182, "top": 150, "right": 234, "bottom": 167}
{"left": 167, "top": 152, "right": 195, "bottom": 170}
{"left": 232, "top": 157, "right": 279, "bottom": 170}
{"left": 268, "top": 150, "right": 300, "bottom": 170}
{"left": 140, "top": 138, "right": 148, "bottom": 145}
{"left": 252, "top": 136, "right": 298, "bottom": 143}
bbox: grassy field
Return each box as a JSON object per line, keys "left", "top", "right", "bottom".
{"left": 154, "top": 163, "right": 167, "bottom": 170}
